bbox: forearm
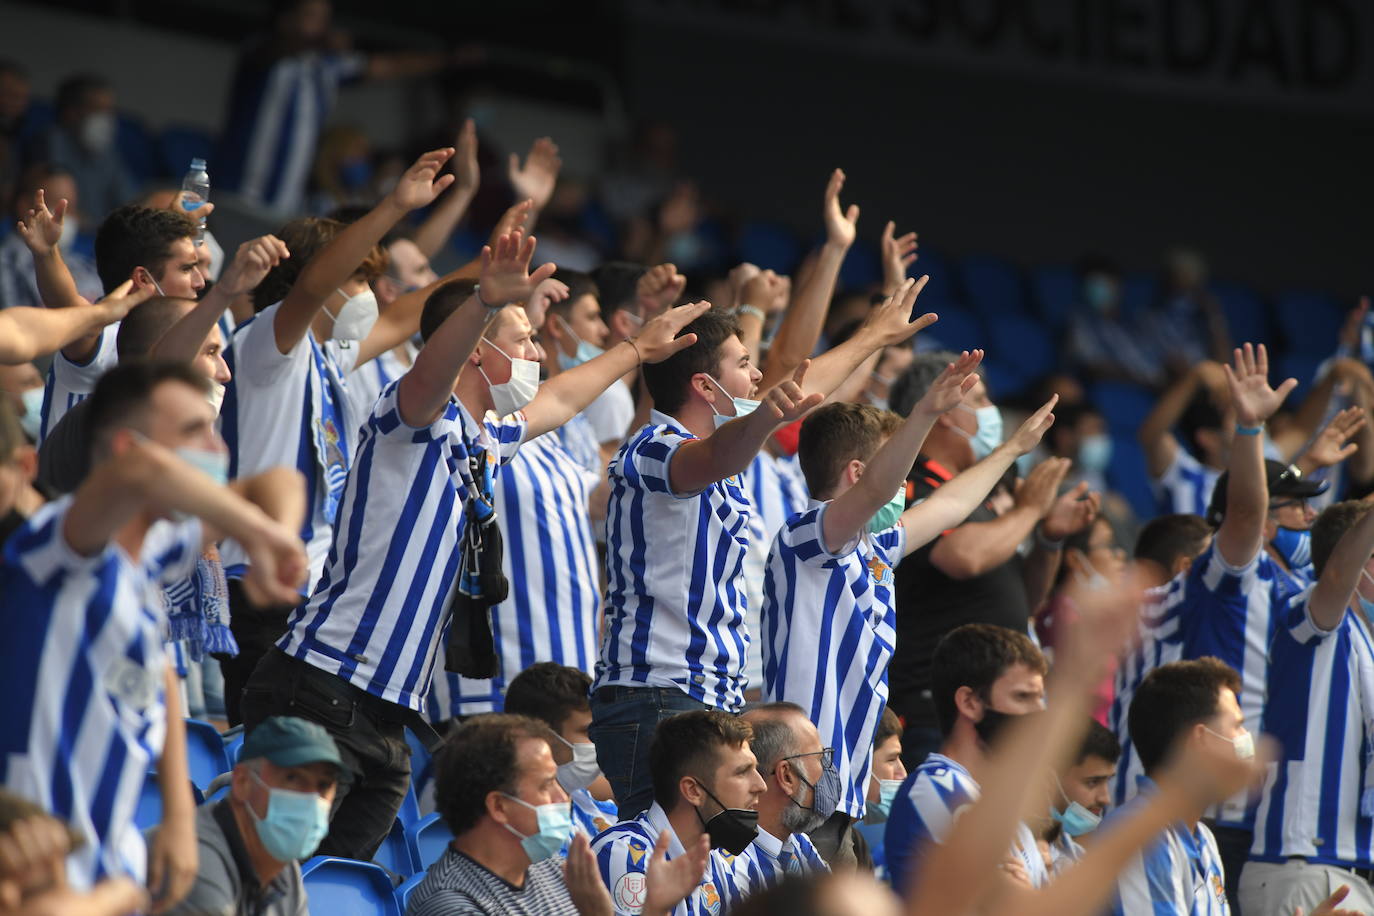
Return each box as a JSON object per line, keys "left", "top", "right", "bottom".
{"left": 825, "top": 409, "right": 939, "bottom": 551}
{"left": 231, "top": 468, "right": 307, "bottom": 536}
{"left": 32, "top": 248, "right": 83, "bottom": 310}
{"left": 398, "top": 294, "right": 494, "bottom": 427}
{"left": 669, "top": 409, "right": 781, "bottom": 495}
{"left": 759, "top": 242, "right": 845, "bottom": 391}
{"left": 795, "top": 332, "right": 880, "bottom": 402}
{"left": 1309, "top": 504, "right": 1374, "bottom": 629}
{"left": 412, "top": 188, "right": 476, "bottom": 259}
{"left": 1138, "top": 373, "right": 1199, "bottom": 459}
{"left": 736, "top": 311, "right": 766, "bottom": 369}
{"left": 902, "top": 443, "right": 1021, "bottom": 551}
{"left": 0, "top": 303, "right": 119, "bottom": 364}
{"left": 1215, "top": 430, "right": 1265, "bottom": 566}
{"left": 150, "top": 288, "right": 231, "bottom": 362}
{"left": 157, "top": 667, "right": 194, "bottom": 815}
{"left": 525, "top": 342, "right": 641, "bottom": 439}
{"left": 929, "top": 507, "right": 1039, "bottom": 579}
{"left": 1021, "top": 543, "right": 1062, "bottom": 617}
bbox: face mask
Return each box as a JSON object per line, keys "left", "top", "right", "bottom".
{"left": 501, "top": 794, "right": 575, "bottom": 862}
{"left": 793, "top": 755, "right": 842, "bottom": 820}
{"left": 248, "top": 771, "right": 331, "bottom": 862}
{"left": 176, "top": 446, "right": 230, "bottom": 486}
{"left": 79, "top": 111, "right": 116, "bottom": 153}
{"left": 479, "top": 337, "right": 541, "bottom": 417}
{"left": 206, "top": 381, "right": 226, "bottom": 416}
{"left": 1271, "top": 525, "right": 1311, "bottom": 569}
{"left": 554, "top": 315, "right": 605, "bottom": 371}
{"left": 694, "top": 782, "right": 759, "bottom": 856}
{"left": 1050, "top": 775, "right": 1101, "bottom": 836}
{"left": 1072, "top": 553, "right": 1110, "bottom": 591}
{"left": 57, "top": 217, "right": 78, "bottom": 252}
{"left": 704, "top": 375, "right": 761, "bottom": 429}
{"left": 1077, "top": 433, "right": 1113, "bottom": 474}
{"left": 148, "top": 274, "right": 167, "bottom": 297}
{"left": 973, "top": 706, "right": 1018, "bottom": 748}
{"left": 19, "top": 387, "right": 43, "bottom": 441}
{"left": 954, "top": 404, "right": 1003, "bottom": 460}
{"left": 870, "top": 778, "right": 903, "bottom": 823}
{"left": 1203, "top": 726, "right": 1255, "bottom": 760}
{"left": 324, "top": 287, "right": 379, "bottom": 341}
{"left": 868, "top": 486, "right": 906, "bottom": 534}
{"left": 552, "top": 734, "right": 602, "bottom": 792}
{"left": 1084, "top": 274, "right": 1116, "bottom": 312}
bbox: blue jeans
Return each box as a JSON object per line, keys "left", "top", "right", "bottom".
{"left": 589, "top": 685, "right": 710, "bottom": 820}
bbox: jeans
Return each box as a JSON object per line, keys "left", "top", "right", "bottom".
{"left": 241, "top": 649, "right": 413, "bottom": 861}
{"left": 589, "top": 685, "right": 710, "bottom": 820}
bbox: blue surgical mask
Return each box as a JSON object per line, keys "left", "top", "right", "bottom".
{"left": 1271, "top": 526, "right": 1311, "bottom": 569}
{"left": 1052, "top": 799, "right": 1102, "bottom": 837}
{"left": 866, "top": 777, "right": 903, "bottom": 823}
{"left": 501, "top": 794, "right": 575, "bottom": 862}
{"left": 554, "top": 315, "right": 605, "bottom": 371}
{"left": 868, "top": 486, "right": 906, "bottom": 534}
{"left": 19, "top": 387, "right": 43, "bottom": 442}
{"left": 176, "top": 446, "right": 230, "bottom": 486}
{"left": 1077, "top": 433, "right": 1113, "bottom": 474}
{"left": 248, "top": 770, "right": 331, "bottom": 862}
{"left": 705, "top": 375, "right": 761, "bottom": 429}
{"left": 955, "top": 404, "right": 1003, "bottom": 460}
{"left": 1084, "top": 274, "right": 1117, "bottom": 312}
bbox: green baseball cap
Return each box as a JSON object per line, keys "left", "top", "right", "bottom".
{"left": 241, "top": 717, "right": 347, "bottom": 776}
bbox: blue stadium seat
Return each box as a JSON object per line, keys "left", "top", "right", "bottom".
{"left": 18, "top": 99, "right": 54, "bottom": 143}
{"left": 837, "top": 237, "right": 881, "bottom": 290}
{"left": 1211, "top": 282, "right": 1270, "bottom": 349}
{"left": 405, "top": 813, "right": 454, "bottom": 873}
{"left": 922, "top": 306, "right": 985, "bottom": 355}
{"left": 373, "top": 819, "right": 416, "bottom": 877}
{"left": 159, "top": 126, "right": 214, "bottom": 181}
{"left": 1276, "top": 353, "right": 1324, "bottom": 401}
{"left": 737, "top": 221, "right": 801, "bottom": 274}
{"left": 986, "top": 314, "right": 1055, "bottom": 389}
{"left": 1028, "top": 264, "right": 1079, "bottom": 330}
{"left": 1087, "top": 381, "right": 1156, "bottom": 436}
{"left": 1275, "top": 291, "right": 1344, "bottom": 358}
{"left": 116, "top": 114, "right": 161, "bottom": 184}
{"left": 397, "top": 781, "right": 421, "bottom": 829}
{"left": 402, "top": 731, "right": 432, "bottom": 816}
{"left": 135, "top": 773, "right": 204, "bottom": 831}
{"left": 396, "top": 872, "right": 426, "bottom": 911}
{"left": 1119, "top": 271, "right": 1158, "bottom": 317}
{"left": 184, "top": 719, "right": 232, "bottom": 791}
{"left": 909, "top": 246, "right": 956, "bottom": 308}
{"left": 1105, "top": 434, "right": 1159, "bottom": 519}
{"left": 959, "top": 254, "right": 1027, "bottom": 317}
{"left": 222, "top": 726, "right": 244, "bottom": 767}
{"left": 301, "top": 857, "right": 401, "bottom": 916}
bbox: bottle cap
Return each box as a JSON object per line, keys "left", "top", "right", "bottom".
{"left": 190, "top": 158, "right": 207, "bottom": 171}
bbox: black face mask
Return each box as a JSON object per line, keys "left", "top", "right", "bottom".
{"left": 694, "top": 782, "right": 759, "bottom": 856}
{"left": 972, "top": 707, "right": 1018, "bottom": 748}
{"left": 0, "top": 508, "right": 26, "bottom": 551}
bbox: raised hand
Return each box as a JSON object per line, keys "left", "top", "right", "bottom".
{"left": 1042, "top": 480, "right": 1101, "bottom": 539}
{"left": 880, "top": 219, "right": 919, "bottom": 292}
{"left": 761, "top": 360, "right": 825, "bottom": 424}
{"left": 97, "top": 280, "right": 156, "bottom": 322}
{"left": 1013, "top": 457, "right": 1071, "bottom": 518}
{"left": 241, "top": 518, "right": 310, "bottom": 609}
{"left": 1224, "top": 342, "right": 1297, "bottom": 427}
{"left": 1304, "top": 405, "right": 1366, "bottom": 469}
{"left": 16, "top": 188, "right": 67, "bottom": 256}
{"left": 1338, "top": 296, "right": 1370, "bottom": 352}
{"left": 1056, "top": 570, "right": 1146, "bottom": 688}
{"left": 1006, "top": 394, "right": 1059, "bottom": 456}
{"left": 645, "top": 833, "right": 709, "bottom": 916}
{"left": 859, "top": 276, "right": 937, "bottom": 348}
{"left": 218, "top": 234, "right": 290, "bottom": 298}
{"left": 739, "top": 270, "right": 785, "bottom": 314}
{"left": 478, "top": 229, "right": 558, "bottom": 307}
{"left": 453, "top": 118, "right": 480, "bottom": 197}
{"left": 508, "top": 137, "right": 561, "bottom": 212}
{"left": 489, "top": 199, "right": 534, "bottom": 248}
{"left": 1300, "top": 884, "right": 1363, "bottom": 916}
{"left": 563, "top": 834, "right": 613, "bottom": 916}
{"left": 388, "top": 148, "right": 457, "bottom": 212}
{"left": 524, "top": 276, "right": 570, "bottom": 330}
{"left": 914, "top": 350, "right": 984, "bottom": 417}
{"left": 629, "top": 300, "right": 711, "bottom": 364}
{"left": 636, "top": 263, "right": 687, "bottom": 317}
{"left": 823, "top": 168, "right": 859, "bottom": 249}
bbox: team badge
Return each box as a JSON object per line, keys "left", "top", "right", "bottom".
{"left": 701, "top": 880, "right": 721, "bottom": 915}
{"left": 867, "top": 555, "right": 893, "bottom": 586}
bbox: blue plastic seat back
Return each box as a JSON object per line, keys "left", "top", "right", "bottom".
{"left": 301, "top": 857, "right": 401, "bottom": 916}
{"left": 1029, "top": 264, "right": 1079, "bottom": 330}
{"left": 1088, "top": 381, "right": 1157, "bottom": 436}
{"left": 160, "top": 126, "right": 215, "bottom": 181}
{"left": 1275, "top": 291, "right": 1344, "bottom": 358}
{"left": 987, "top": 314, "right": 1055, "bottom": 387}
{"left": 395, "top": 872, "right": 427, "bottom": 912}
{"left": 959, "top": 254, "right": 1027, "bottom": 318}
{"left": 1211, "top": 282, "right": 1270, "bottom": 349}
{"left": 737, "top": 221, "right": 801, "bottom": 274}
{"left": 184, "top": 719, "right": 232, "bottom": 791}
{"left": 923, "top": 306, "right": 985, "bottom": 355}
{"left": 405, "top": 813, "right": 454, "bottom": 873}
{"left": 373, "top": 819, "right": 416, "bottom": 877}
{"left": 135, "top": 773, "right": 204, "bottom": 831}
{"left": 116, "top": 114, "right": 160, "bottom": 184}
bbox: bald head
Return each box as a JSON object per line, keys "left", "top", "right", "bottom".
{"left": 115, "top": 296, "right": 195, "bottom": 361}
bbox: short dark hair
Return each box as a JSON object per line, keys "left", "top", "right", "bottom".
{"left": 253, "top": 216, "right": 388, "bottom": 312}
{"left": 1077, "top": 718, "right": 1122, "bottom": 766}
{"left": 931, "top": 624, "right": 1047, "bottom": 737}
{"left": 85, "top": 361, "right": 210, "bottom": 463}
{"left": 1311, "top": 500, "right": 1374, "bottom": 579}
{"left": 890, "top": 350, "right": 983, "bottom": 417}
{"left": 1133, "top": 514, "right": 1213, "bottom": 570}
{"left": 548, "top": 269, "right": 600, "bottom": 324}
{"left": 591, "top": 261, "right": 647, "bottom": 314}
{"left": 115, "top": 296, "right": 194, "bottom": 361}
{"left": 1127, "top": 657, "right": 1240, "bottom": 774}
{"left": 433, "top": 714, "right": 556, "bottom": 836}
{"left": 650, "top": 710, "right": 753, "bottom": 810}
{"left": 503, "top": 662, "right": 592, "bottom": 733}
{"left": 55, "top": 73, "right": 108, "bottom": 117}
{"left": 875, "top": 706, "right": 902, "bottom": 748}
{"left": 642, "top": 308, "right": 741, "bottom": 416}
{"left": 419, "top": 279, "right": 479, "bottom": 343}
{"left": 94, "top": 206, "right": 197, "bottom": 295}
{"left": 797, "top": 402, "right": 902, "bottom": 498}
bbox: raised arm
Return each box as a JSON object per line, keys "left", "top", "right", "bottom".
{"left": 1294, "top": 405, "right": 1366, "bottom": 478}
{"left": 412, "top": 118, "right": 481, "bottom": 259}
{"left": 820, "top": 350, "right": 984, "bottom": 553}
{"left": 149, "top": 666, "right": 196, "bottom": 914}
{"left": 1308, "top": 500, "right": 1374, "bottom": 631}
{"left": 902, "top": 394, "right": 1059, "bottom": 555}
{"left": 1216, "top": 343, "right": 1296, "bottom": 566}
{"left": 0, "top": 282, "right": 148, "bottom": 365}
{"left": 734, "top": 268, "right": 783, "bottom": 366}
{"left": 880, "top": 219, "right": 919, "bottom": 297}
{"left": 398, "top": 230, "right": 555, "bottom": 428}
{"left": 757, "top": 169, "right": 858, "bottom": 391}
{"left": 1137, "top": 360, "right": 1227, "bottom": 477}
{"left": 274, "top": 148, "right": 455, "bottom": 356}
{"left": 507, "top": 137, "right": 561, "bottom": 231}
{"left": 928, "top": 457, "right": 1069, "bottom": 580}
{"left": 800, "top": 275, "right": 936, "bottom": 402}
{"left": 16, "top": 190, "right": 98, "bottom": 359}
{"left": 225, "top": 466, "right": 308, "bottom": 547}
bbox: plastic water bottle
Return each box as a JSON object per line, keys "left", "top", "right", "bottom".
{"left": 181, "top": 158, "right": 210, "bottom": 244}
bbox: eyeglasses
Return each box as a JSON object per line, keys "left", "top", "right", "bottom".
{"left": 782, "top": 748, "right": 834, "bottom": 769}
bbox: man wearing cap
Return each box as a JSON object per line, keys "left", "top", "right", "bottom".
{"left": 155, "top": 716, "right": 344, "bottom": 916}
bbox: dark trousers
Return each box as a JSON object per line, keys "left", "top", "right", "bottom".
{"left": 214, "top": 580, "right": 298, "bottom": 726}
{"left": 241, "top": 649, "right": 412, "bottom": 861}
{"left": 1208, "top": 823, "right": 1253, "bottom": 916}
{"left": 589, "top": 685, "right": 710, "bottom": 820}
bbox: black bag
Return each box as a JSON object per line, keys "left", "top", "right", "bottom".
{"left": 444, "top": 478, "right": 510, "bottom": 679}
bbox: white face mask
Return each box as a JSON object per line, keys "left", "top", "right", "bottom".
{"left": 324, "top": 287, "right": 379, "bottom": 341}
{"left": 206, "top": 380, "right": 226, "bottom": 416}
{"left": 479, "top": 337, "right": 541, "bottom": 417}
{"left": 1204, "top": 725, "right": 1255, "bottom": 760}
{"left": 79, "top": 111, "right": 116, "bottom": 153}
{"left": 552, "top": 733, "right": 602, "bottom": 792}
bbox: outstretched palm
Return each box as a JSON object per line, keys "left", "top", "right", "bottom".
{"left": 390, "top": 148, "right": 457, "bottom": 211}
{"left": 1224, "top": 342, "right": 1296, "bottom": 427}
{"left": 915, "top": 350, "right": 984, "bottom": 416}
{"left": 823, "top": 168, "right": 859, "bottom": 248}
{"left": 479, "top": 230, "right": 556, "bottom": 306}
{"left": 16, "top": 189, "right": 66, "bottom": 255}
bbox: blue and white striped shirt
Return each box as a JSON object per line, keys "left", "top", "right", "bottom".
{"left": 277, "top": 381, "right": 526, "bottom": 712}
{"left": 428, "top": 429, "right": 602, "bottom": 718}
{"left": 761, "top": 503, "right": 905, "bottom": 820}
{"left": 571, "top": 788, "right": 619, "bottom": 841}
{"left": 596, "top": 410, "right": 752, "bottom": 712}
{"left": 1109, "top": 777, "right": 1229, "bottom": 916}
{"left": 1251, "top": 587, "right": 1374, "bottom": 867}
{"left": 221, "top": 304, "right": 360, "bottom": 587}
{"left": 0, "top": 497, "right": 200, "bottom": 888}
{"left": 39, "top": 326, "right": 117, "bottom": 444}
{"left": 346, "top": 343, "right": 414, "bottom": 429}
{"left": 592, "top": 802, "right": 746, "bottom": 916}
{"left": 741, "top": 452, "right": 809, "bottom": 686}
{"left": 732, "top": 827, "right": 828, "bottom": 891}
{"left": 1151, "top": 444, "right": 1220, "bottom": 518}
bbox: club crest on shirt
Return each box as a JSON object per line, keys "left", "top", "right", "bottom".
{"left": 627, "top": 840, "right": 647, "bottom": 865}
{"left": 594, "top": 815, "right": 614, "bottom": 833}
{"left": 701, "top": 880, "right": 721, "bottom": 915}
{"left": 1211, "top": 873, "right": 1225, "bottom": 904}
{"left": 104, "top": 656, "right": 158, "bottom": 711}
{"left": 867, "top": 555, "right": 893, "bottom": 586}
{"left": 614, "top": 872, "right": 647, "bottom": 913}
{"left": 320, "top": 417, "right": 345, "bottom": 471}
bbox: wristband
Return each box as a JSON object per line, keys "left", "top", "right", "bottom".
{"left": 1234, "top": 424, "right": 1263, "bottom": 436}
{"left": 1035, "top": 526, "right": 1064, "bottom": 552}
{"left": 737, "top": 304, "right": 767, "bottom": 323}
{"left": 472, "top": 284, "right": 503, "bottom": 311}
{"left": 625, "top": 337, "right": 643, "bottom": 366}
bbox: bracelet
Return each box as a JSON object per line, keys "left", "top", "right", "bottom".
{"left": 625, "top": 337, "right": 643, "bottom": 366}
{"left": 1234, "top": 424, "right": 1263, "bottom": 436}
{"left": 737, "top": 304, "right": 767, "bottom": 323}
{"left": 1035, "top": 526, "right": 1064, "bottom": 552}
{"left": 472, "top": 283, "right": 503, "bottom": 311}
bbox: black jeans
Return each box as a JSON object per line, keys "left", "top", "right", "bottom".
{"left": 241, "top": 649, "right": 412, "bottom": 861}
{"left": 214, "top": 580, "right": 299, "bottom": 726}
